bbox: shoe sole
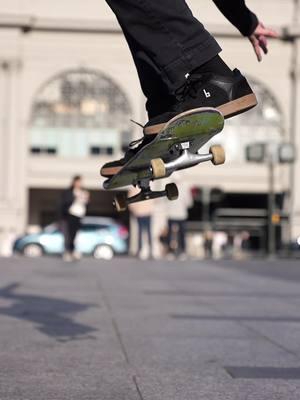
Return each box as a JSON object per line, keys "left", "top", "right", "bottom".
{"left": 101, "top": 165, "right": 123, "bottom": 177}
{"left": 144, "top": 93, "right": 258, "bottom": 135}
{"left": 101, "top": 94, "right": 257, "bottom": 177}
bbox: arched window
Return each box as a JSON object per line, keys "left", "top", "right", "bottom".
{"left": 207, "top": 77, "right": 284, "bottom": 162}
{"left": 30, "top": 69, "right": 132, "bottom": 157}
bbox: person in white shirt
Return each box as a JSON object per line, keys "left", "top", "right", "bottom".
{"left": 60, "top": 175, "right": 89, "bottom": 262}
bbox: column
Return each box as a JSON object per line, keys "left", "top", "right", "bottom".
{"left": 0, "top": 58, "right": 27, "bottom": 255}
{"left": 291, "top": 38, "right": 300, "bottom": 239}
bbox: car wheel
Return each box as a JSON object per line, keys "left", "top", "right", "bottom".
{"left": 23, "top": 243, "right": 43, "bottom": 258}
{"left": 93, "top": 245, "right": 114, "bottom": 260}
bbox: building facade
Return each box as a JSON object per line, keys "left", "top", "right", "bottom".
{"left": 0, "top": 0, "right": 300, "bottom": 253}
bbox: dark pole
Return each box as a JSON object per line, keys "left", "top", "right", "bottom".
{"left": 202, "top": 187, "right": 210, "bottom": 226}
{"left": 268, "top": 158, "right": 276, "bottom": 257}
{"left": 288, "top": 0, "right": 300, "bottom": 253}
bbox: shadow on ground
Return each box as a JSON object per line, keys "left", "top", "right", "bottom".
{"left": 0, "top": 283, "right": 98, "bottom": 341}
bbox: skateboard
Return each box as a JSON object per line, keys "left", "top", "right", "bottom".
{"left": 103, "top": 108, "right": 225, "bottom": 212}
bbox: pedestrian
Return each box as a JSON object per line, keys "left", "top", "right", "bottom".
{"left": 60, "top": 175, "right": 90, "bottom": 262}
{"left": 166, "top": 177, "right": 193, "bottom": 258}
{"left": 100, "top": 0, "right": 278, "bottom": 178}
{"left": 129, "top": 187, "right": 154, "bottom": 259}
{"left": 203, "top": 230, "right": 214, "bottom": 259}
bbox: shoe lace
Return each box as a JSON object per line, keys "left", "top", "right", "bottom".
{"left": 127, "top": 119, "right": 145, "bottom": 150}
{"left": 129, "top": 137, "right": 144, "bottom": 149}
{"left": 175, "top": 75, "right": 204, "bottom": 103}
{"left": 126, "top": 117, "right": 150, "bottom": 152}
{"left": 130, "top": 119, "right": 144, "bottom": 129}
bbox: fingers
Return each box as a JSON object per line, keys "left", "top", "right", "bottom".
{"left": 254, "top": 21, "right": 279, "bottom": 39}
{"left": 255, "top": 43, "right": 262, "bottom": 62}
{"left": 255, "top": 24, "right": 279, "bottom": 39}
{"left": 261, "top": 28, "right": 279, "bottom": 38}
{"left": 259, "top": 35, "right": 268, "bottom": 54}
{"left": 249, "top": 22, "right": 279, "bottom": 62}
{"left": 250, "top": 36, "right": 262, "bottom": 62}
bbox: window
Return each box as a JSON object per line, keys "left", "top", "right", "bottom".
{"left": 90, "top": 146, "right": 114, "bottom": 156}
{"left": 90, "top": 146, "right": 101, "bottom": 156}
{"left": 30, "top": 147, "right": 57, "bottom": 155}
{"left": 30, "top": 69, "right": 133, "bottom": 158}
{"left": 80, "top": 224, "right": 108, "bottom": 231}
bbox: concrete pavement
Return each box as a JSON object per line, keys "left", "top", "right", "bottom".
{"left": 0, "top": 256, "right": 300, "bottom": 399}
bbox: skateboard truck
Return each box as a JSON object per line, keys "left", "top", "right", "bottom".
{"left": 113, "top": 179, "right": 179, "bottom": 212}
{"left": 150, "top": 144, "right": 225, "bottom": 178}
{"left": 113, "top": 144, "right": 225, "bottom": 212}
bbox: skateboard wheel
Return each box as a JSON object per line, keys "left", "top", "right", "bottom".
{"left": 209, "top": 145, "right": 225, "bottom": 165}
{"left": 165, "top": 183, "right": 179, "bottom": 201}
{"left": 113, "top": 193, "right": 128, "bottom": 212}
{"left": 151, "top": 158, "right": 166, "bottom": 179}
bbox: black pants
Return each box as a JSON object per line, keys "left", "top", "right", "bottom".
{"left": 168, "top": 219, "right": 186, "bottom": 254}
{"left": 105, "top": 0, "right": 221, "bottom": 117}
{"left": 62, "top": 215, "right": 81, "bottom": 253}
{"left": 137, "top": 216, "right": 152, "bottom": 255}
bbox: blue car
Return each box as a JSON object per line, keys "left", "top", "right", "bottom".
{"left": 13, "top": 217, "right": 128, "bottom": 259}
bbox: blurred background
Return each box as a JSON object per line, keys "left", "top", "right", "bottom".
{"left": 0, "top": 0, "right": 299, "bottom": 259}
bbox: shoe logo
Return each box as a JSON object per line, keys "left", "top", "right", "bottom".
{"left": 203, "top": 89, "right": 211, "bottom": 98}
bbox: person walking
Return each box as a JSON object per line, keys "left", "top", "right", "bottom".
{"left": 129, "top": 187, "right": 154, "bottom": 259}
{"left": 60, "top": 175, "right": 90, "bottom": 262}
{"left": 101, "top": 0, "right": 278, "bottom": 177}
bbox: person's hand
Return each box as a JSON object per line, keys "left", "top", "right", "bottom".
{"left": 248, "top": 22, "right": 279, "bottom": 62}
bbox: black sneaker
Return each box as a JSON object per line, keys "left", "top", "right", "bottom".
{"left": 144, "top": 69, "right": 257, "bottom": 135}
{"left": 100, "top": 135, "right": 155, "bottom": 178}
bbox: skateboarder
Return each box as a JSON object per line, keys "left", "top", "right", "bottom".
{"left": 101, "top": 0, "right": 278, "bottom": 178}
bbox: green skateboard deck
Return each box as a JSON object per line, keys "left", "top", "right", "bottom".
{"left": 104, "top": 108, "right": 224, "bottom": 190}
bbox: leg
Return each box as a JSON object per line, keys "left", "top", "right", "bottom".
{"left": 145, "top": 216, "right": 153, "bottom": 257}
{"left": 178, "top": 220, "right": 186, "bottom": 254}
{"left": 117, "top": 22, "right": 175, "bottom": 118}
{"left": 137, "top": 217, "right": 143, "bottom": 255}
{"left": 68, "top": 216, "right": 81, "bottom": 253}
{"left": 173, "top": 221, "right": 181, "bottom": 256}
{"left": 168, "top": 219, "right": 178, "bottom": 254}
{"left": 62, "top": 219, "right": 71, "bottom": 253}
{"left": 167, "top": 219, "right": 172, "bottom": 253}
{"left": 105, "top": 0, "right": 221, "bottom": 92}
{"left": 139, "top": 216, "right": 152, "bottom": 258}
{"left": 101, "top": 0, "right": 256, "bottom": 178}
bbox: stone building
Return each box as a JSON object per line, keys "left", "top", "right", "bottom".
{"left": 0, "top": 0, "right": 299, "bottom": 254}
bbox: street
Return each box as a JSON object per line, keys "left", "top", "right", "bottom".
{"left": 0, "top": 256, "right": 300, "bottom": 399}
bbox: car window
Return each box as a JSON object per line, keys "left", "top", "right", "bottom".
{"left": 44, "top": 223, "right": 60, "bottom": 234}
{"left": 80, "top": 224, "right": 108, "bottom": 231}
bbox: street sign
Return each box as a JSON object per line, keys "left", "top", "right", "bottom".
{"left": 278, "top": 143, "right": 296, "bottom": 163}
